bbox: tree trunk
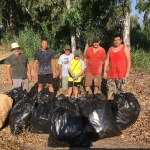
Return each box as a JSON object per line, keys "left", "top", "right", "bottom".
{"left": 66, "top": 0, "right": 76, "bottom": 52}
{"left": 66, "top": 0, "right": 71, "bottom": 9}
{"left": 76, "top": 27, "right": 81, "bottom": 51}
{"left": 70, "top": 28, "right": 76, "bottom": 53}
{"left": 123, "top": 12, "right": 130, "bottom": 49}
{"left": 84, "top": 41, "right": 89, "bottom": 54}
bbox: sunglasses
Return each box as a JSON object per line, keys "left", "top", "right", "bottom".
{"left": 13, "top": 47, "right": 20, "bottom": 50}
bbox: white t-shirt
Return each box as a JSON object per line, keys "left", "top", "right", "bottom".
{"left": 58, "top": 53, "right": 74, "bottom": 77}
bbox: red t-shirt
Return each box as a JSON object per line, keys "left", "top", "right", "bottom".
{"left": 84, "top": 46, "right": 106, "bottom": 75}
{"left": 107, "top": 45, "right": 127, "bottom": 79}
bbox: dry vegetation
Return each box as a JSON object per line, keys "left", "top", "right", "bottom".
{"left": 0, "top": 63, "right": 150, "bottom": 149}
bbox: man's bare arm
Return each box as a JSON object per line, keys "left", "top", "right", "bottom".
{"left": 51, "top": 59, "right": 57, "bottom": 78}
{"left": 6, "top": 65, "right": 12, "bottom": 85}
{"left": 103, "top": 52, "right": 110, "bottom": 79}
{"left": 33, "top": 60, "right": 38, "bottom": 79}
{"left": 58, "top": 64, "right": 62, "bottom": 78}
{"left": 27, "top": 64, "right": 31, "bottom": 81}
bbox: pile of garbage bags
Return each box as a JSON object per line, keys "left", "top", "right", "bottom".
{"left": 0, "top": 84, "right": 140, "bottom": 148}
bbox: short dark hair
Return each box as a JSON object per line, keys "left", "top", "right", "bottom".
{"left": 41, "top": 38, "right": 48, "bottom": 43}
{"left": 113, "top": 34, "right": 122, "bottom": 40}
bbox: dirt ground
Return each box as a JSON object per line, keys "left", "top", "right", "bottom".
{"left": 0, "top": 63, "right": 150, "bottom": 150}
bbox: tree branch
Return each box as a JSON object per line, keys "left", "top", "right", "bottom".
{"left": 25, "top": 8, "right": 42, "bottom": 26}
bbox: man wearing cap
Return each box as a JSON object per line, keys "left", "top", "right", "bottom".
{"left": 84, "top": 36, "right": 106, "bottom": 94}
{"left": 6, "top": 42, "right": 31, "bottom": 92}
{"left": 68, "top": 50, "right": 86, "bottom": 98}
{"left": 33, "top": 38, "right": 56, "bottom": 93}
{"left": 58, "top": 45, "right": 74, "bottom": 96}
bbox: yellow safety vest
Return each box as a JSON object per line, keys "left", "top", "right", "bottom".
{"left": 68, "top": 59, "right": 82, "bottom": 82}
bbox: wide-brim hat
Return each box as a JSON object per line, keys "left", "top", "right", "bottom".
{"left": 74, "top": 50, "right": 82, "bottom": 56}
{"left": 64, "top": 45, "right": 71, "bottom": 50}
{"left": 11, "top": 42, "right": 21, "bottom": 50}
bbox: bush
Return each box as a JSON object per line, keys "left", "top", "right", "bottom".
{"left": 14, "top": 29, "right": 41, "bottom": 59}
{"left": 131, "top": 47, "right": 150, "bottom": 72}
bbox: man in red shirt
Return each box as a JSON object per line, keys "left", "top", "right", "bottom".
{"left": 84, "top": 36, "right": 106, "bottom": 94}
{"left": 103, "top": 34, "right": 131, "bottom": 100}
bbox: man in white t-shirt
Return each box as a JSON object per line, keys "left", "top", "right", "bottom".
{"left": 58, "top": 45, "right": 74, "bottom": 96}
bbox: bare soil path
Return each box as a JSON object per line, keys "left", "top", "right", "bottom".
{"left": 0, "top": 60, "right": 149, "bottom": 149}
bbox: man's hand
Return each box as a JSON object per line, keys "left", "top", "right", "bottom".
{"left": 125, "top": 72, "right": 129, "bottom": 78}
{"left": 28, "top": 75, "right": 32, "bottom": 81}
{"left": 103, "top": 72, "right": 107, "bottom": 79}
{"left": 59, "top": 73, "right": 62, "bottom": 79}
{"left": 34, "top": 73, "right": 38, "bottom": 80}
{"left": 53, "top": 71, "right": 57, "bottom": 78}
{"left": 8, "top": 78, "right": 13, "bottom": 85}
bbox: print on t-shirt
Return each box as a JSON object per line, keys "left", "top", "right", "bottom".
{"left": 63, "top": 58, "right": 69, "bottom": 64}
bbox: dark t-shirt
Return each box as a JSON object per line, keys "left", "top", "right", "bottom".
{"left": 6, "top": 53, "right": 29, "bottom": 79}
{"left": 34, "top": 49, "right": 55, "bottom": 75}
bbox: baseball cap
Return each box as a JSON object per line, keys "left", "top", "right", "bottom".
{"left": 74, "top": 50, "right": 82, "bottom": 56}
{"left": 64, "top": 45, "right": 71, "bottom": 50}
{"left": 93, "top": 36, "right": 100, "bottom": 43}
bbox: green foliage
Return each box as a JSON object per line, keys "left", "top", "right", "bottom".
{"left": 136, "top": 0, "right": 150, "bottom": 33}
{"left": 0, "top": 29, "right": 16, "bottom": 51}
{"left": 14, "top": 29, "right": 41, "bottom": 59}
{"left": 130, "top": 29, "right": 150, "bottom": 51}
{"left": 131, "top": 48, "right": 150, "bottom": 72}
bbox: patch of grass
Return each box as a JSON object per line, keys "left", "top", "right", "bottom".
{"left": 131, "top": 48, "right": 150, "bottom": 72}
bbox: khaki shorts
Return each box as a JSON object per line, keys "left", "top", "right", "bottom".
{"left": 85, "top": 72, "right": 101, "bottom": 87}
{"left": 62, "top": 76, "right": 68, "bottom": 90}
{"left": 107, "top": 78, "right": 126, "bottom": 96}
{"left": 12, "top": 78, "right": 29, "bottom": 92}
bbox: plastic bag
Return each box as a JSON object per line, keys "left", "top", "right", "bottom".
{"left": 78, "top": 94, "right": 121, "bottom": 142}
{"left": 32, "top": 90, "right": 55, "bottom": 105}
{"left": 30, "top": 97, "right": 56, "bottom": 134}
{"left": 53, "top": 76, "right": 60, "bottom": 94}
{"left": 49, "top": 98, "right": 91, "bottom": 147}
{"left": 9, "top": 97, "right": 35, "bottom": 135}
{"left": 6, "top": 87, "right": 28, "bottom": 106}
{"left": 28, "top": 82, "right": 38, "bottom": 98}
{"left": 111, "top": 92, "right": 140, "bottom": 130}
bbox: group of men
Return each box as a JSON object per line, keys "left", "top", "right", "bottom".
{"left": 6, "top": 34, "right": 131, "bottom": 100}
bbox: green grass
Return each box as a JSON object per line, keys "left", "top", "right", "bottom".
{"left": 131, "top": 48, "right": 150, "bottom": 72}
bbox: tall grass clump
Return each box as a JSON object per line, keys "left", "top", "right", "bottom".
{"left": 0, "top": 29, "right": 16, "bottom": 52}
{"left": 0, "top": 29, "right": 41, "bottom": 60}
{"left": 131, "top": 47, "right": 150, "bottom": 72}
{"left": 14, "top": 29, "right": 41, "bottom": 60}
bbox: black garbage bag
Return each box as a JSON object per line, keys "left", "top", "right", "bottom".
{"left": 53, "top": 76, "right": 60, "bottom": 94}
{"left": 111, "top": 92, "right": 140, "bottom": 130}
{"left": 30, "top": 97, "right": 56, "bottom": 134}
{"left": 28, "top": 82, "right": 38, "bottom": 98}
{"left": 9, "top": 97, "right": 36, "bottom": 135}
{"left": 6, "top": 87, "right": 28, "bottom": 106}
{"left": 32, "top": 89, "right": 55, "bottom": 105}
{"left": 77, "top": 94, "right": 121, "bottom": 142}
{"left": 49, "top": 99, "right": 91, "bottom": 147}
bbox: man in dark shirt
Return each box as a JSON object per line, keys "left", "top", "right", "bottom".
{"left": 6, "top": 42, "right": 31, "bottom": 92}
{"left": 33, "top": 38, "right": 57, "bottom": 93}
